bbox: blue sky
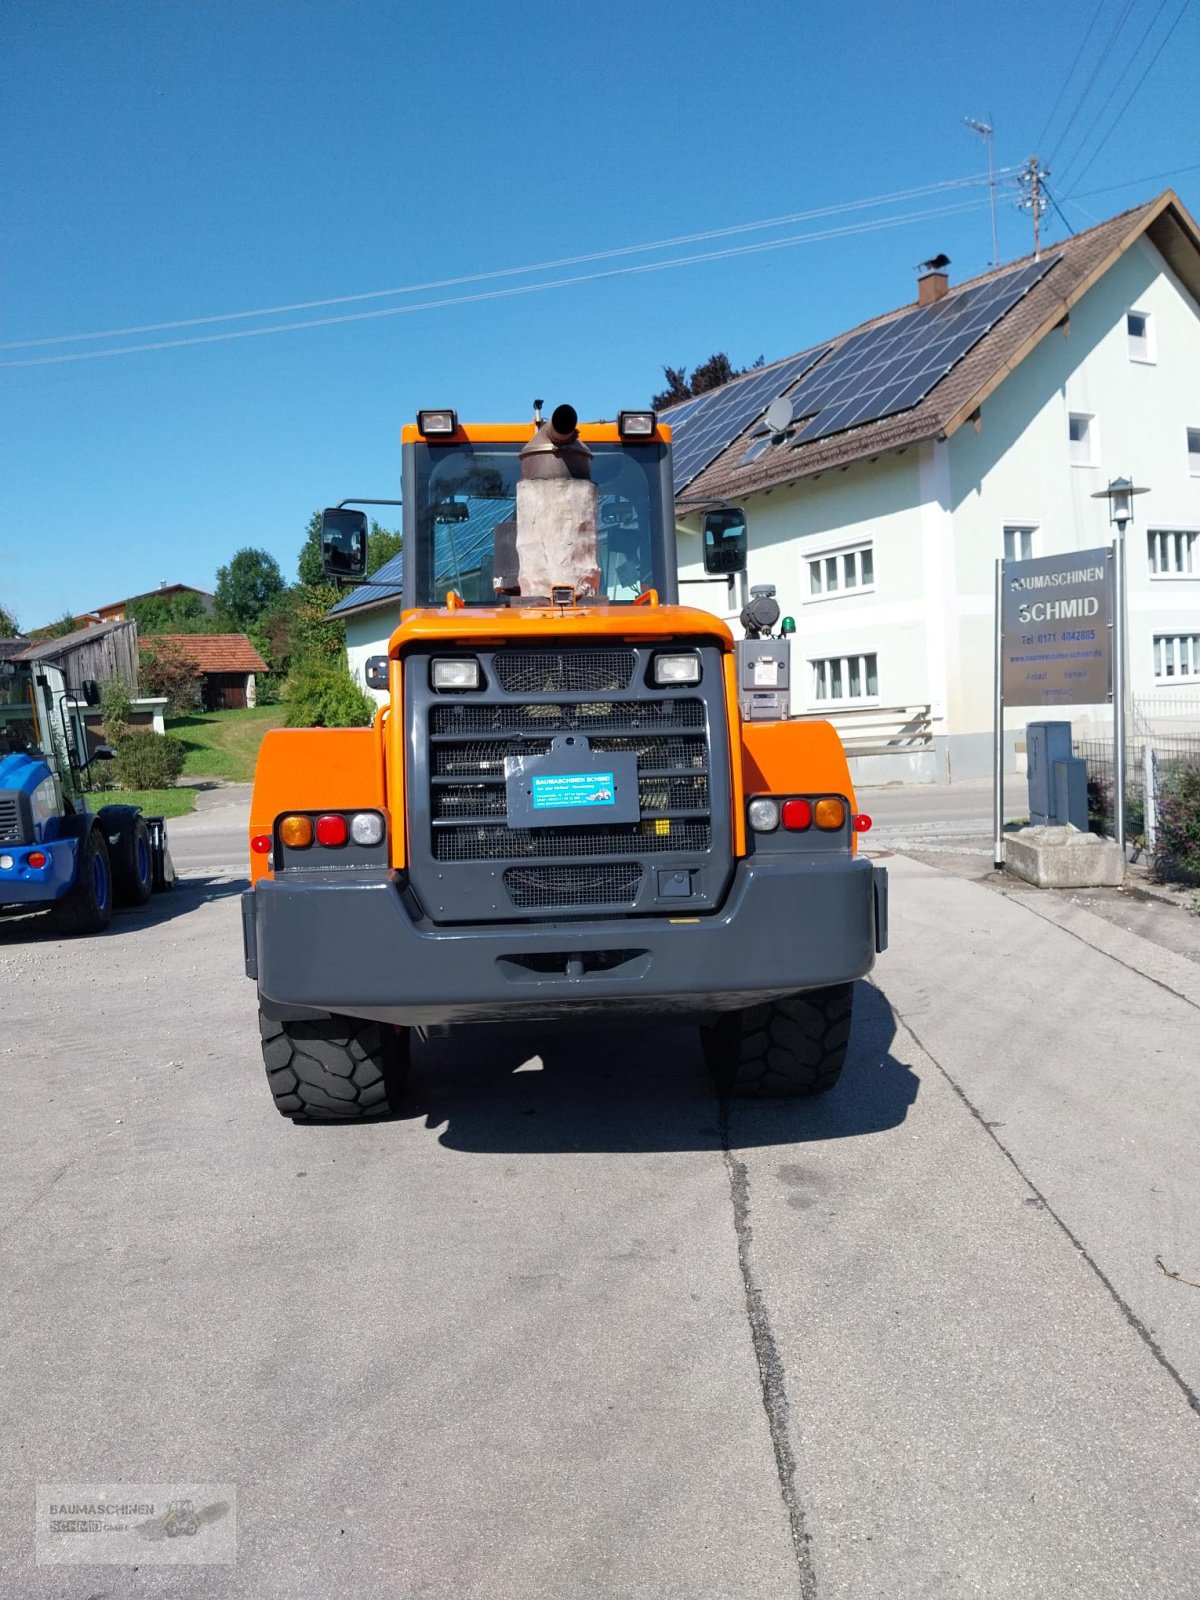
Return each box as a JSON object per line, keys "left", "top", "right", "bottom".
{"left": 3, "top": 0, "right": 1197, "bottom": 628}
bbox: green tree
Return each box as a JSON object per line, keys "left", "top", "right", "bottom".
{"left": 45, "top": 611, "right": 78, "bottom": 638}
{"left": 140, "top": 637, "right": 202, "bottom": 715}
{"left": 650, "top": 351, "right": 764, "bottom": 411}
{"left": 215, "top": 547, "right": 284, "bottom": 629}
{"left": 283, "top": 660, "right": 375, "bottom": 728}
{"left": 0, "top": 604, "right": 19, "bottom": 638}
{"left": 127, "top": 590, "right": 214, "bottom": 635}
{"left": 297, "top": 511, "right": 326, "bottom": 587}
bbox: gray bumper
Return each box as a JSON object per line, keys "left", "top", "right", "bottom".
{"left": 244, "top": 856, "right": 887, "bottom": 1027}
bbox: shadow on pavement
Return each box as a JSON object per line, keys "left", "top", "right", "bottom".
{"left": 0, "top": 874, "right": 248, "bottom": 943}
{"left": 405, "top": 979, "right": 915, "bottom": 1155}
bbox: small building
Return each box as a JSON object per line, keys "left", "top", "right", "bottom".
{"left": 150, "top": 634, "right": 268, "bottom": 711}
{"left": 12, "top": 619, "right": 168, "bottom": 752}
{"left": 327, "top": 551, "right": 406, "bottom": 703}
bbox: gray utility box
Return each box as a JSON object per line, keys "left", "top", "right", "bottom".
{"left": 1027, "top": 720, "right": 1089, "bottom": 830}
{"left": 735, "top": 638, "right": 791, "bottom": 721}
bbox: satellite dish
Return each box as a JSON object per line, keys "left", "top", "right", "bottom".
{"left": 764, "top": 395, "right": 795, "bottom": 436}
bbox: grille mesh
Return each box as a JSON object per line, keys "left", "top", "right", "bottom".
{"left": 434, "top": 821, "right": 711, "bottom": 862}
{"left": 431, "top": 699, "right": 704, "bottom": 736}
{"left": 493, "top": 650, "right": 635, "bottom": 694}
{"left": 0, "top": 796, "right": 20, "bottom": 844}
{"left": 504, "top": 863, "right": 643, "bottom": 909}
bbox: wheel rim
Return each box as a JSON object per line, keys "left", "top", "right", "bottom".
{"left": 93, "top": 848, "right": 109, "bottom": 911}
{"left": 137, "top": 834, "right": 150, "bottom": 886}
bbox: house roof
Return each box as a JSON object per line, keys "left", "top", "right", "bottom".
{"left": 16, "top": 617, "right": 135, "bottom": 660}
{"left": 327, "top": 550, "right": 406, "bottom": 619}
{"left": 92, "top": 582, "right": 215, "bottom": 613}
{"left": 145, "top": 633, "right": 268, "bottom": 673}
{"left": 673, "top": 190, "right": 1200, "bottom": 506}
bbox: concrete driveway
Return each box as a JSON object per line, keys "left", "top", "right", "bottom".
{"left": 2, "top": 787, "right": 1198, "bottom": 1598}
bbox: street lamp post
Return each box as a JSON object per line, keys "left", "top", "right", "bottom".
{"left": 1091, "top": 476, "right": 1149, "bottom": 855}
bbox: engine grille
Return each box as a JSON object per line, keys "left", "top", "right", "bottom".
{"left": 493, "top": 649, "right": 635, "bottom": 694}
{"left": 0, "top": 795, "right": 21, "bottom": 845}
{"left": 410, "top": 647, "right": 728, "bottom": 921}
{"left": 504, "top": 863, "right": 643, "bottom": 909}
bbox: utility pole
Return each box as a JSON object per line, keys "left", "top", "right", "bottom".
{"left": 964, "top": 116, "right": 999, "bottom": 267}
{"left": 1017, "top": 155, "right": 1050, "bottom": 258}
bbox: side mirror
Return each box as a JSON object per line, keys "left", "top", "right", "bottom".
{"left": 364, "top": 656, "right": 389, "bottom": 692}
{"left": 82, "top": 679, "right": 102, "bottom": 706}
{"left": 702, "top": 507, "right": 748, "bottom": 575}
{"left": 321, "top": 508, "right": 368, "bottom": 580}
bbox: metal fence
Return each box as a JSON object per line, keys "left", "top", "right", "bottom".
{"left": 1074, "top": 696, "right": 1200, "bottom": 875}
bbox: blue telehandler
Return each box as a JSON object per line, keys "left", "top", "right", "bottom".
{"left": 0, "top": 654, "right": 174, "bottom": 935}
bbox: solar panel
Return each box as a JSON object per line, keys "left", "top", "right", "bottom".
{"left": 780, "top": 254, "right": 1059, "bottom": 449}
{"left": 662, "top": 346, "right": 831, "bottom": 493}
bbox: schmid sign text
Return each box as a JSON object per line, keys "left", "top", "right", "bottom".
{"left": 1001, "top": 548, "right": 1112, "bottom": 707}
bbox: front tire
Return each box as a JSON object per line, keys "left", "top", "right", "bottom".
{"left": 259, "top": 1011, "right": 410, "bottom": 1122}
{"left": 702, "top": 983, "right": 854, "bottom": 1098}
{"left": 48, "top": 826, "right": 113, "bottom": 937}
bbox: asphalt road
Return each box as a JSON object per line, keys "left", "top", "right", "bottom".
{"left": 3, "top": 788, "right": 1199, "bottom": 1598}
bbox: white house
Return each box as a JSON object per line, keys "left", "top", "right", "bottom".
{"left": 671, "top": 190, "right": 1200, "bottom": 781}
{"left": 331, "top": 191, "right": 1200, "bottom": 783}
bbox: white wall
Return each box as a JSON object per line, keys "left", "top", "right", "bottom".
{"left": 346, "top": 608, "right": 401, "bottom": 704}
{"left": 950, "top": 238, "right": 1200, "bottom": 739}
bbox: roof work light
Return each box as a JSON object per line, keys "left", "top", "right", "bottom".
{"left": 417, "top": 409, "right": 458, "bottom": 437}
{"left": 617, "top": 410, "right": 657, "bottom": 440}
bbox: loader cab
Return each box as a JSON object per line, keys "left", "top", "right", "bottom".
{"left": 397, "top": 410, "right": 679, "bottom": 609}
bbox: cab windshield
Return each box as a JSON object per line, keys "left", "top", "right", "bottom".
{"left": 411, "top": 440, "right": 668, "bottom": 605}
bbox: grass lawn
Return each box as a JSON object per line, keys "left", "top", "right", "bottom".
{"left": 167, "top": 706, "right": 286, "bottom": 782}
{"left": 90, "top": 788, "right": 198, "bottom": 818}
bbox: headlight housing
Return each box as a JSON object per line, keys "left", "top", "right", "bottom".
{"left": 431, "top": 658, "right": 481, "bottom": 690}
{"left": 652, "top": 652, "right": 701, "bottom": 686}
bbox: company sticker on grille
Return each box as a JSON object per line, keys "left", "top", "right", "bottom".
{"left": 531, "top": 772, "right": 616, "bottom": 811}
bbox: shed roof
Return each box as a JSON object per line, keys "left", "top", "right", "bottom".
{"left": 673, "top": 190, "right": 1200, "bottom": 505}
{"left": 16, "top": 617, "right": 135, "bottom": 660}
{"left": 146, "top": 633, "right": 267, "bottom": 673}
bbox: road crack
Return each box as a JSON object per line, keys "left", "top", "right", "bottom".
{"left": 721, "top": 1100, "right": 818, "bottom": 1600}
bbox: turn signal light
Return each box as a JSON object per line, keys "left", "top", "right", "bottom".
{"left": 814, "top": 798, "right": 846, "bottom": 831}
{"left": 27, "top": 850, "right": 48, "bottom": 869}
{"left": 315, "top": 813, "right": 348, "bottom": 847}
{"left": 279, "top": 815, "right": 314, "bottom": 848}
{"left": 781, "top": 799, "right": 812, "bottom": 831}
{"left": 853, "top": 814, "right": 873, "bottom": 833}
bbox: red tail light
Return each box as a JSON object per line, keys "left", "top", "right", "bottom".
{"left": 250, "top": 834, "right": 271, "bottom": 854}
{"left": 315, "top": 813, "right": 348, "bottom": 847}
{"left": 852, "top": 814, "right": 873, "bottom": 833}
{"left": 781, "top": 799, "right": 812, "bottom": 831}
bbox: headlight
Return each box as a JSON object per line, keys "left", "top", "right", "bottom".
{"left": 747, "top": 797, "right": 779, "bottom": 832}
{"left": 350, "top": 812, "right": 385, "bottom": 846}
{"left": 653, "top": 652, "right": 701, "bottom": 686}
{"left": 432, "top": 658, "right": 481, "bottom": 690}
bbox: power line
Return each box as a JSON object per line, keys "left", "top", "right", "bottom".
{"left": 1035, "top": 0, "right": 1107, "bottom": 153}
{"left": 1056, "top": 0, "right": 1177, "bottom": 188}
{"left": 0, "top": 171, "right": 1009, "bottom": 354}
{"left": 1067, "top": 0, "right": 1192, "bottom": 191}
{"left": 1071, "top": 158, "right": 1200, "bottom": 196}
{"left": 1048, "top": 0, "right": 1138, "bottom": 168}
{"left": 0, "top": 197, "right": 994, "bottom": 370}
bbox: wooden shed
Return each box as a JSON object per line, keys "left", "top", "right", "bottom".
{"left": 15, "top": 618, "right": 140, "bottom": 696}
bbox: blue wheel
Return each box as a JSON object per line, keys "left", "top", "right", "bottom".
{"left": 48, "top": 827, "right": 113, "bottom": 936}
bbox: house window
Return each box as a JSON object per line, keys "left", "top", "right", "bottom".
{"left": 1188, "top": 427, "right": 1200, "bottom": 475}
{"left": 1068, "top": 412, "right": 1094, "bottom": 465}
{"left": 807, "top": 543, "right": 874, "bottom": 598}
{"left": 1147, "top": 529, "right": 1197, "bottom": 577}
{"left": 1154, "top": 634, "right": 1200, "bottom": 682}
{"left": 811, "top": 653, "right": 879, "bottom": 703}
{"left": 1004, "top": 524, "right": 1036, "bottom": 562}
{"left": 1126, "top": 310, "right": 1153, "bottom": 362}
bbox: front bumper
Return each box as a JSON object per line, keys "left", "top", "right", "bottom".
{"left": 245, "top": 855, "right": 887, "bottom": 1027}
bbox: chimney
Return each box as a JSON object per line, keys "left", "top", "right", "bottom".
{"left": 917, "top": 253, "right": 951, "bottom": 306}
